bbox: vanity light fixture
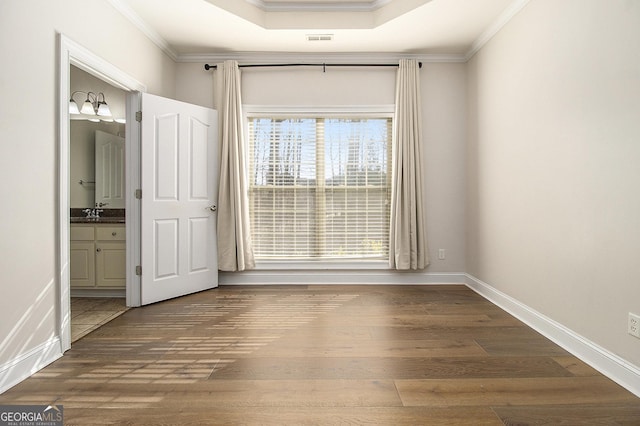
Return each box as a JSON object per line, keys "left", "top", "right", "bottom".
{"left": 69, "top": 91, "right": 112, "bottom": 117}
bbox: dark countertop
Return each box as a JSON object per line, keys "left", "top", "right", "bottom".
{"left": 70, "top": 217, "right": 125, "bottom": 224}
{"left": 70, "top": 208, "right": 125, "bottom": 224}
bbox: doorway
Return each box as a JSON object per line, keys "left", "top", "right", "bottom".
{"left": 59, "top": 34, "right": 219, "bottom": 351}
{"left": 68, "top": 65, "right": 129, "bottom": 342}
{"left": 58, "top": 34, "right": 145, "bottom": 352}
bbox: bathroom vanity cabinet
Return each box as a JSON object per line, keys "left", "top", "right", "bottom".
{"left": 70, "top": 223, "right": 125, "bottom": 289}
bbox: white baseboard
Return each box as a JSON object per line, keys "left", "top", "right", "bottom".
{"left": 465, "top": 274, "right": 640, "bottom": 398}
{"left": 219, "top": 270, "right": 467, "bottom": 286}
{"left": 0, "top": 337, "right": 62, "bottom": 394}
{"left": 70, "top": 289, "right": 126, "bottom": 298}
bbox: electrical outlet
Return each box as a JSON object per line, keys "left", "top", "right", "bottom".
{"left": 438, "top": 249, "right": 446, "bottom": 260}
{"left": 629, "top": 313, "right": 640, "bottom": 338}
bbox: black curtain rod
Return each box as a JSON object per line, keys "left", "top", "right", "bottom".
{"left": 204, "top": 62, "right": 422, "bottom": 71}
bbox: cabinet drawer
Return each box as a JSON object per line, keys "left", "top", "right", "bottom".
{"left": 96, "top": 226, "right": 126, "bottom": 241}
{"left": 70, "top": 225, "right": 94, "bottom": 241}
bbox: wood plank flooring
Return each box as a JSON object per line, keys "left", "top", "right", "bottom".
{"left": 1, "top": 285, "right": 639, "bottom": 425}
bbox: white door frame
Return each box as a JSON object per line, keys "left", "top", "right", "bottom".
{"left": 58, "top": 34, "right": 145, "bottom": 351}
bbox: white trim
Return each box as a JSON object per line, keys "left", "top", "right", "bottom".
{"left": 125, "top": 92, "right": 142, "bottom": 308}
{"left": 245, "top": 0, "right": 394, "bottom": 12}
{"left": 178, "top": 52, "right": 466, "bottom": 64}
{"left": 58, "top": 34, "right": 146, "bottom": 355}
{"left": 464, "top": 274, "right": 640, "bottom": 398}
{"left": 105, "top": 0, "right": 178, "bottom": 61}
{"left": 415, "top": 54, "right": 467, "bottom": 64}
{"left": 62, "top": 36, "right": 147, "bottom": 93}
{"left": 220, "top": 270, "right": 466, "bottom": 285}
{"left": 244, "top": 104, "right": 395, "bottom": 116}
{"left": 58, "top": 36, "right": 72, "bottom": 354}
{"left": 255, "top": 260, "right": 390, "bottom": 270}
{"left": 70, "top": 289, "right": 126, "bottom": 298}
{"left": 0, "top": 337, "right": 62, "bottom": 394}
{"left": 465, "top": 0, "right": 531, "bottom": 61}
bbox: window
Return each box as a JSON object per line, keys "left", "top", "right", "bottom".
{"left": 248, "top": 113, "right": 392, "bottom": 261}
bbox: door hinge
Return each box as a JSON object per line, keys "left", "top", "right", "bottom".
{"left": 135, "top": 189, "right": 142, "bottom": 199}
{"left": 135, "top": 111, "right": 142, "bottom": 122}
{"left": 135, "top": 265, "right": 142, "bottom": 276}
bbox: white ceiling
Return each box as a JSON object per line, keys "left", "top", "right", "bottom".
{"left": 110, "top": 0, "right": 528, "bottom": 60}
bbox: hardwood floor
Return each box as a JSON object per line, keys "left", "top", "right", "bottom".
{"left": 2, "top": 285, "right": 639, "bottom": 425}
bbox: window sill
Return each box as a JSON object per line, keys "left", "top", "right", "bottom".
{"left": 254, "top": 260, "right": 389, "bottom": 270}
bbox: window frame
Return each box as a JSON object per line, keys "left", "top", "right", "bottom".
{"left": 243, "top": 105, "right": 395, "bottom": 269}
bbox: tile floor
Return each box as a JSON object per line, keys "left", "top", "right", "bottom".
{"left": 70, "top": 297, "right": 128, "bottom": 342}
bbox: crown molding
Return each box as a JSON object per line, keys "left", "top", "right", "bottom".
{"left": 244, "top": 0, "right": 393, "bottom": 12}
{"left": 106, "top": 0, "right": 178, "bottom": 61}
{"left": 465, "top": 0, "right": 531, "bottom": 61}
{"left": 177, "top": 51, "right": 466, "bottom": 64}
{"left": 106, "top": 0, "right": 527, "bottom": 65}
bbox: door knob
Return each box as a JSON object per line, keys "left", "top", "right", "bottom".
{"left": 208, "top": 204, "right": 217, "bottom": 212}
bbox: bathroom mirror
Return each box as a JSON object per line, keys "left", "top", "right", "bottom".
{"left": 70, "top": 121, "right": 125, "bottom": 209}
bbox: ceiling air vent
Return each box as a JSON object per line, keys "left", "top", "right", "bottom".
{"left": 306, "top": 34, "right": 333, "bottom": 42}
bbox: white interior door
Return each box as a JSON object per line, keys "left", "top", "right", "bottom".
{"left": 140, "top": 93, "right": 218, "bottom": 305}
{"left": 95, "top": 130, "right": 125, "bottom": 208}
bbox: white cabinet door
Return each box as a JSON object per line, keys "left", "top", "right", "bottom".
{"left": 96, "top": 241, "right": 126, "bottom": 287}
{"left": 96, "top": 224, "right": 126, "bottom": 288}
{"left": 140, "top": 93, "right": 218, "bottom": 305}
{"left": 70, "top": 241, "right": 95, "bottom": 287}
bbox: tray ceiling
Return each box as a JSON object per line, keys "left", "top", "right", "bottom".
{"left": 111, "top": 0, "right": 525, "bottom": 57}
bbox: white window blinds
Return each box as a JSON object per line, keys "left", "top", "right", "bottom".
{"left": 248, "top": 115, "right": 392, "bottom": 260}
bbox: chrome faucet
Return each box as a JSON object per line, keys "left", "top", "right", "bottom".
{"left": 82, "top": 208, "right": 103, "bottom": 219}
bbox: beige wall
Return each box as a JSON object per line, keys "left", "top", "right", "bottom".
{"left": 240, "top": 66, "right": 397, "bottom": 106}
{"left": 0, "top": 0, "right": 175, "bottom": 368}
{"left": 466, "top": 0, "right": 640, "bottom": 366}
{"left": 175, "top": 62, "right": 215, "bottom": 109}
{"left": 176, "top": 62, "right": 468, "bottom": 273}
{"left": 422, "top": 63, "right": 467, "bottom": 273}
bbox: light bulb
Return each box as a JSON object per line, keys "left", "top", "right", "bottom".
{"left": 97, "top": 102, "right": 112, "bottom": 117}
{"left": 69, "top": 100, "right": 80, "bottom": 114}
{"left": 81, "top": 100, "right": 95, "bottom": 115}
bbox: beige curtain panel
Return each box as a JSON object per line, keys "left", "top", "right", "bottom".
{"left": 216, "top": 60, "right": 256, "bottom": 271}
{"left": 389, "top": 59, "right": 430, "bottom": 270}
